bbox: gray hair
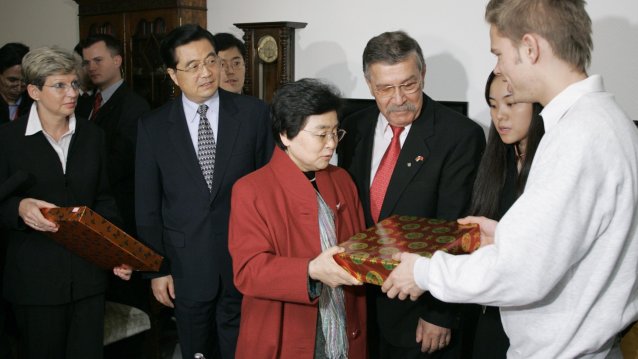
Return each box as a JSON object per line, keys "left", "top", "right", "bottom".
{"left": 22, "top": 46, "right": 79, "bottom": 88}
{"left": 362, "top": 31, "right": 426, "bottom": 79}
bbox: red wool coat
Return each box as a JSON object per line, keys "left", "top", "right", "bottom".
{"left": 229, "top": 147, "right": 367, "bottom": 359}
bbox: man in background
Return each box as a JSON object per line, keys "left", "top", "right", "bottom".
{"left": 338, "top": 31, "right": 485, "bottom": 358}
{"left": 79, "top": 34, "right": 150, "bottom": 236}
{"left": 0, "top": 43, "right": 30, "bottom": 124}
{"left": 136, "top": 24, "right": 272, "bottom": 359}
{"left": 213, "top": 33, "right": 246, "bottom": 94}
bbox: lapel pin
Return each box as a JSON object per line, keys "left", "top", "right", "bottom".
{"left": 407, "top": 163, "right": 412, "bottom": 167}
{"left": 415, "top": 155, "right": 424, "bottom": 162}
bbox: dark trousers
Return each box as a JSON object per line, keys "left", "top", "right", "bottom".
{"left": 174, "top": 281, "right": 241, "bottom": 359}
{"left": 0, "top": 305, "right": 9, "bottom": 359}
{"left": 13, "top": 294, "right": 105, "bottom": 359}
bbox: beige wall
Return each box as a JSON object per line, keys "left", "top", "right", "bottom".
{"left": 1, "top": 0, "right": 637, "bottom": 124}
{"left": 0, "top": 0, "right": 79, "bottom": 50}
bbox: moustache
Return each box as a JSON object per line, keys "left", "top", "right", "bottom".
{"left": 387, "top": 103, "right": 417, "bottom": 113}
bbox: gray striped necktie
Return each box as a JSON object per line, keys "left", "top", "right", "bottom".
{"left": 197, "top": 104, "right": 216, "bottom": 191}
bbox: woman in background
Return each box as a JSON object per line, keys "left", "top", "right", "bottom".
{"left": 0, "top": 47, "right": 130, "bottom": 359}
{"left": 470, "top": 72, "right": 544, "bottom": 358}
{"left": 229, "top": 78, "right": 367, "bottom": 359}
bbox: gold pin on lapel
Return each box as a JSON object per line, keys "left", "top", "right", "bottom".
{"left": 415, "top": 155, "right": 424, "bottom": 162}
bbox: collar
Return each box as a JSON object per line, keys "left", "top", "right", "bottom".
{"left": 376, "top": 113, "right": 413, "bottom": 137}
{"left": 540, "top": 75, "right": 604, "bottom": 133}
{"left": 182, "top": 91, "right": 220, "bottom": 124}
{"left": 98, "top": 79, "right": 124, "bottom": 104}
{"left": 25, "top": 103, "right": 76, "bottom": 136}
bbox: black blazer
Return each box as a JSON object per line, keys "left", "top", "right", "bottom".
{"left": 135, "top": 89, "right": 273, "bottom": 301}
{"left": 338, "top": 93, "right": 485, "bottom": 346}
{"left": 84, "top": 83, "right": 149, "bottom": 235}
{"left": 0, "top": 94, "right": 32, "bottom": 125}
{"left": 0, "top": 115, "right": 120, "bottom": 305}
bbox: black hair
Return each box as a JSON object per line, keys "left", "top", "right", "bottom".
{"left": 213, "top": 33, "right": 247, "bottom": 58}
{"left": 0, "top": 42, "right": 29, "bottom": 73}
{"left": 271, "top": 78, "right": 342, "bottom": 150}
{"left": 79, "top": 34, "right": 123, "bottom": 57}
{"left": 469, "top": 72, "right": 545, "bottom": 218}
{"left": 160, "top": 24, "right": 216, "bottom": 69}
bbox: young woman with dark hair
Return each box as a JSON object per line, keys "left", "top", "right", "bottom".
{"left": 470, "top": 72, "right": 544, "bottom": 358}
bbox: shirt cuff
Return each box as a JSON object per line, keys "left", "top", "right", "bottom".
{"left": 413, "top": 256, "right": 431, "bottom": 291}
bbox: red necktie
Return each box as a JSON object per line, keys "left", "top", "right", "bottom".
{"left": 90, "top": 92, "right": 102, "bottom": 121}
{"left": 370, "top": 125, "right": 404, "bottom": 223}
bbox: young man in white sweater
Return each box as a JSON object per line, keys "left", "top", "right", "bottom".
{"left": 382, "top": 0, "right": 638, "bottom": 357}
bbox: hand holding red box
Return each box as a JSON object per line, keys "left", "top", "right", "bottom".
{"left": 334, "top": 215, "right": 480, "bottom": 285}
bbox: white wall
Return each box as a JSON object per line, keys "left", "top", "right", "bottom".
{"left": 0, "top": 0, "right": 79, "bottom": 50}
{"left": 1, "top": 0, "right": 636, "bottom": 127}
{"left": 208, "top": 0, "right": 638, "bottom": 128}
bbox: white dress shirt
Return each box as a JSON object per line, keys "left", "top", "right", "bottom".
{"left": 25, "top": 103, "right": 76, "bottom": 174}
{"left": 182, "top": 91, "right": 220, "bottom": 153}
{"left": 369, "top": 113, "right": 411, "bottom": 183}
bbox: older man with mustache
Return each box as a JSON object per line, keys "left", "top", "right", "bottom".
{"left": 338, "top": 30, "right": 485, "bottom": 358}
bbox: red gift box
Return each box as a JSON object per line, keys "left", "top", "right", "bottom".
{"left": 334, "top": 215, "right": 480, "bottom": 285}
{"left": 41, "top": 206, "right": 163, "bottom": 271}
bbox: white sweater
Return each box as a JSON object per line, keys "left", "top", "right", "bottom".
{"left": 414, "top": 75, "right": 638, "bottom": 358}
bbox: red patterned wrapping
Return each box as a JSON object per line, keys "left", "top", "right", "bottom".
{"left": 334, "top": 215, "right": 480, "bottom": 285}
{"left": 41, "top": 206, "right": 163, "bottom": 271}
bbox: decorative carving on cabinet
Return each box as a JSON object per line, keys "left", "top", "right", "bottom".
{"left": 234, "top": 22, "right": 307, "bottom": 103}
{"left": 75, "top": 0, "right": 207, "bottom": 108}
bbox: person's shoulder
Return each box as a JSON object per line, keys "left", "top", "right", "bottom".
{"left": 220, "top": 89, "right": 267, "bottom": 109}
{"left": 428, "top": 99, "right": 483, "bottom": 134}
{"left": 140, "top": 99, "right": 178, "bottom": 124}
{"left": 119, "top": 83, "right": 150, "bottom": 109}
{"left": 0, "top": 116, "right": 25, "bottom": 138}
{"left": 233, "top": 162, "right": 272, "bottom": 192}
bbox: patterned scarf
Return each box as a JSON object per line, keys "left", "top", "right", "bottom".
{"left": 316, "top": 192, "right": 348, "bottom": 359}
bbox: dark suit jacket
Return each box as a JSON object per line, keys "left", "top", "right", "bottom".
{"left": 0, "top": 94, "right": 32, "bottom": 125}
{"left": 86, "top": 83, "right": 149, "bottom": 235}
{"left": 0, "top": 115, "right": 120, "bottom": 305}
{"left": 338, "top": 93, "right": 485, "bottom": 347}
{"left": 135, "top": 89, "right": 273, "bottom": 301}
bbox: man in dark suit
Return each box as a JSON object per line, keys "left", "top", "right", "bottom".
{"left": 79, "top": 34, "right": 150, "bottom": 236}
{"left": 0, "top": 43, "right": 31, "bottom": 125}
{"left": 135, "top": 24, "right": 272, "bottom": 359}
{"left": 338, "top": 31, "right": 485, "bottom": 358}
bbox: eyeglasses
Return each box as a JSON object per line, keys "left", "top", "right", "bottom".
{"left": 302, "top": 129, "right": 346, "bottom": 143}
{"left": 221, "top": 58, "right": 244, "bottom": 71}
{"left": 42, "top": 81, "right": 81, "bottom": 93}
{"left": 373, "top": 80, "right": 421, "bottom": 98}
{"left": 175, "top": 55, "right": 219, "bottom": 74}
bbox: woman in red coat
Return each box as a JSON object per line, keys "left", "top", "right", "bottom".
{"left": 229, "top": 78, "right": 367, "bottom": 359}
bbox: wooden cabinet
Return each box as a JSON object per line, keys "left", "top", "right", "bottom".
{"left": 75, "top": 0, "right": 207, "bottom": 108}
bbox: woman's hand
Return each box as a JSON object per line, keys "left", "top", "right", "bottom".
{"left": 458, "top": 216, "right": 498, "bottom": 247}
{"left": 308, "top": 246, "right": 361, "bottom": 288}
{"left": 113, "top": 264, "right": 133, "bottom": 280}
{"left": 18, "top": 198, "right": 59, "bottom": 232}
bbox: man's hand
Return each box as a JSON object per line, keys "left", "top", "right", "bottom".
{"left": 18, "top": 198, "right": 58, "bottom": 232}
{"left": 309, "top": 246, "right": 362, "bottom": 288}
{"left": 151, "top": 275, "right": 175, "bottom": 308}
{"left": 458, "top": 216, "right": 498, "bottom": 247}
{"left": 113, "top": 264, "right": 133, "bottom": 280}
{"left": 381, "top": 252, "right": 425, "bottom": 301}
{"left": 416, "top": 319, "right": 451, "bottom": 353}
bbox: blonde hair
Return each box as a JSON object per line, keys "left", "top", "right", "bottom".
{"left": 485, "top": 0, "right": 592, "bottom": 72}
{"left": 22, "top": 46, "right": 79, "bottom": 87}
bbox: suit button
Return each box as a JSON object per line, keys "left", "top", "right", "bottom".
{"left": 349, "top": 329, "right": 360, "bottom": 339}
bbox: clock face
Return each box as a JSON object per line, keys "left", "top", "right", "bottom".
{"left": 257, "top": 35, "right": 278, "bottom": 63}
